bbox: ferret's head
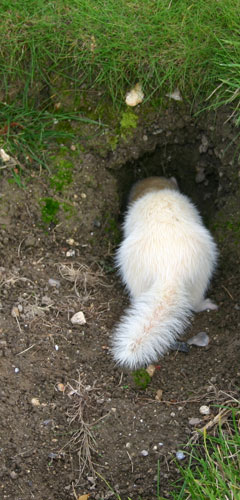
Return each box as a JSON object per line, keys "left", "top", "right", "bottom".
{"left": 129, "top": 176, "right": 179, "bottom": 204}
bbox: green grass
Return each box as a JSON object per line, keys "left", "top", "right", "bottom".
{"left": 0, "top": 101, "right": 104, "bottom": 174}
{"left": 97, "top": 406, "right": 240, "bottom": 500}
{"left": 170, "top": 408, "right": 240, "bottom": 500}
{"left": 0, "top": 0, "right": 239, "bottom": 107}
{"left": 0, "top": 0, "right": 240, "bottom": 169}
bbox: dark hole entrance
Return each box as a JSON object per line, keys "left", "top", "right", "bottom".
{"left": 116, "top": 140, "right": 220, "bottom": 225}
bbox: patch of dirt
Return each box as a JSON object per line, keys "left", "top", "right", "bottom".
{"left": 0, "top": 106, "right": 239, "bottom": 500}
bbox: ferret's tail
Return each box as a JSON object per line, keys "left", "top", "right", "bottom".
{"left": 112, "top": 280, "right": 192, "bottom": 369}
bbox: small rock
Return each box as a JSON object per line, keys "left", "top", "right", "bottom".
{"left": 41, "top": 296, "right": 52, "bottom": 306}
{"left": 199, "top": 135, "right": 209, "bottom": 153}
{"left": 24, "top": 235, "right": 36, "bottom": 248}
{"left": 146, "top": 364, "right": 156, "bottom": 377}
{"left": 10, "top": 470, "right": 18, "bottom": 480}
{"left": 14, "top": 367, "right": 20, "bottom": 374}
{"left": 11, "top": 306, "right": 19, "bottom": 318}
{"left": 195, "top": 167, "right": 206, "bottom": 184}
{"left": 189, "top": 417, "right": 202, "bottom": 426}
{"left": 55, "top": 344, "right": 59, "bottom": 351}
{"left": 187, "top": 332, "right": 209, "bottom": 347}
{"left": 48, "top": 278, "right": 60, "bottom": 288}
{"left": 155, "top": 389, "right": 163, "bottom": 401}
{"left": 166, "top": 88, "right": 182, "bottom": 101}
{"left": 66, "top": 249, "right": 75, "bottom": 257}
{"left": 66, "top": 238, "right": 75, "bottom": 245}
{"left": 140, "top": 450, "right": 148, "bottom": 457}
{"left": 125, "top": 83, "right": 144, "bottom": 106}
{"left": 0, "top": 148, "right": 11, "bottom": 162}
{"left": 57, "top": 383, "right": 65, "bottom": 392}
{"left": 199, "top": 405, "right": 210, "bottom": 415}
{"left": 71, "top": 311, "right": 86, "bottom": 325}
{"left": 176, "top": 451, "right": 185, "bottom": 461}
{"left": 31, "top": 397, "right": 41, "bottom": 407}
{"left": 17, "top": 304, "right": 23, "bottom": 313}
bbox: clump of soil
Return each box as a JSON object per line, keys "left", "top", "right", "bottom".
{"left": 0, "top": 105, "right": 239, "bottom": 499}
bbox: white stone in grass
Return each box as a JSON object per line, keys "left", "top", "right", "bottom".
{"left": 176, "top": 450, "right": 185, "bottom": 460}
{"left": 0, "top": 148, "right": 11, "bottom": 162}
{"left": 125, "top": 83, "right": 144, "bottom": 106}
{"left": 71, "top": 311, "right": 86, "bottom": 325}
{"left": 166, "top": 88, "right": 182, "bottom": 101}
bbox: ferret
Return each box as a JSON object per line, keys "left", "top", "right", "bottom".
{"left": 112, "top": 176, "right": 218, "bottom": 369}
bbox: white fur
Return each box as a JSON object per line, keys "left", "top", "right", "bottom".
{"left": 112, "top": 187, "right": 218, "bottom": 369}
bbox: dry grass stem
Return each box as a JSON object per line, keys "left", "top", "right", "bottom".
{"left": 58, "top": 262, "right": 107, "bottom": 300}
{"left": 65, "top": 372, "right": 105, "bottom": 480}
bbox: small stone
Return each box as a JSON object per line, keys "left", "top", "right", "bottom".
{"left": 195, "top": 168, "right": 206, "bottom": 184}
{"left": 55, "top": 344, "right": 59, "bottom": 351}
{"left": 187, "top": 332, "right": 209, "bottom": 347}
{"left": 176, "top": 451, "right": 185, "bottom": 461}
{"left": 146, "top": 364, "right": 156, "bottom": 377}
{"left": 0, "top": 148, "right": 11, "bottom": 162}
{"left": 71, "top": 311, "right": 86, "bottom": 325}
{"left": 155, "top": 389, "right": 163, "bottom": 401}
{"left": 66, "top": 249, "right": 75, "bottom": 257}
{"left": 166, "top": 88, "right": 182, "bottom": 101}
{"left": 140, "top": 450, "right": 148, "bottom": 457}
{"left": 17, "top": 304, "right": 23, "bottom": 313}
{"left": 31, "top": 397, "right": 41, "bottom": 407}
{"left": 189, "top": 417, "right": 202, "bottom": 426}
{"left": 14, "top": 367, "right": 19, "bottom": 374}
{"left": 57, "top": 383, "right": 65, "bottom": 392}
{"left": 199, "top": 405, "right": 210, "bottom": 415}
{"left": 81, "top": 193, "right": 87, "bottom": 199}
{"left": 199, "top": 135, "right": 209, "bottom": 153}
{"left": 66, "top": 238, "right": 75, "bottom": 245}
{"left": 10, "top": 471, "right": 18, "bottom": 479}
{"left": 48, "top": 278, "right": 60, "bottom": 288}
{"left": 11, "top": 306, "right": 19, "bottom": 318}
{"left": 24, "top": 235, "right": 36, "bottom": 248}
{"left": 126, "top": 442, "right": 131, "bottom": 449}
{"left": 41, "top": 296, "right": 52, "bottom": 306}
{"left": 125, "top": 83, "right": 144, "bottom": 106}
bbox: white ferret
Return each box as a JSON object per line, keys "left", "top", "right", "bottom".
{"left": 112, "top": 176, "right": 218, "bottom": 369}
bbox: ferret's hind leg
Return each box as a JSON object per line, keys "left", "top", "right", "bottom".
{"left": 195, "top": 298, "right": 218, "bottom": 312}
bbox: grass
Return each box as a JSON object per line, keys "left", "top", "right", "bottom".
{"left": 97, "top": 404, "right": 240, "bottom": 500}
{"left": 1, "top": 0, "right": 240, "bottom": 107}
{"left": 0, "top": 0, "right": 240, "bottom": 168}
{"left": 170, "top": 407, "right": 240, "bottom": 500}
{"left": 0, "top": 101, "right": 104, "bottom": 174}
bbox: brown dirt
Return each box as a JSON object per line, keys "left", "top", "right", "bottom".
{"left": 0, "top": 105, "right": 239, "bottom": 500}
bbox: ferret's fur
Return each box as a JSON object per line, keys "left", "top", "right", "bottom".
{"left": 112, "top": 176, "right": 218, "bottom": 369}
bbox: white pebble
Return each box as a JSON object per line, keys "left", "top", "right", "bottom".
{"left": 71, "top": 311, "right": 86, "bottom": 325}
{"left": 199, "top": 405, "right": 210, "bottom": 415}
{"left": 140, "top": 450, "right": 149, "bottom": 457}
{"left": 31, "top": 397, "right": 41, "bottom": 406}
{"left": 14, "top": 367, "right": 20, "bottom": 374}
{"left": 176, "top": 451, "right": 185, "bottom": 460}
{"left": 66, "top": 249, "right": 75, "bottom": 257}
{"left": 55, "top": 344, "right": 59, "bottom": 351}
{"left": 125, "top": 83, "right": 144, "bottom": 106}
{"left": 48, "top": 278, "right": 60, "bottom": 288}
{"left": 0, "top": 148, "right": 11, "bottom": 162}
{"left": 66, "top": 238, "right": 75, "bottom": 245}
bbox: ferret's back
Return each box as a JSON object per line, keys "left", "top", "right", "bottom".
{"left": 124, "top": 188, "right": 203, "bottom": 238}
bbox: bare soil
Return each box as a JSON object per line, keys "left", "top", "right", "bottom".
{"left": 0, "top": 105, "right": 239, "bottom": 500}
